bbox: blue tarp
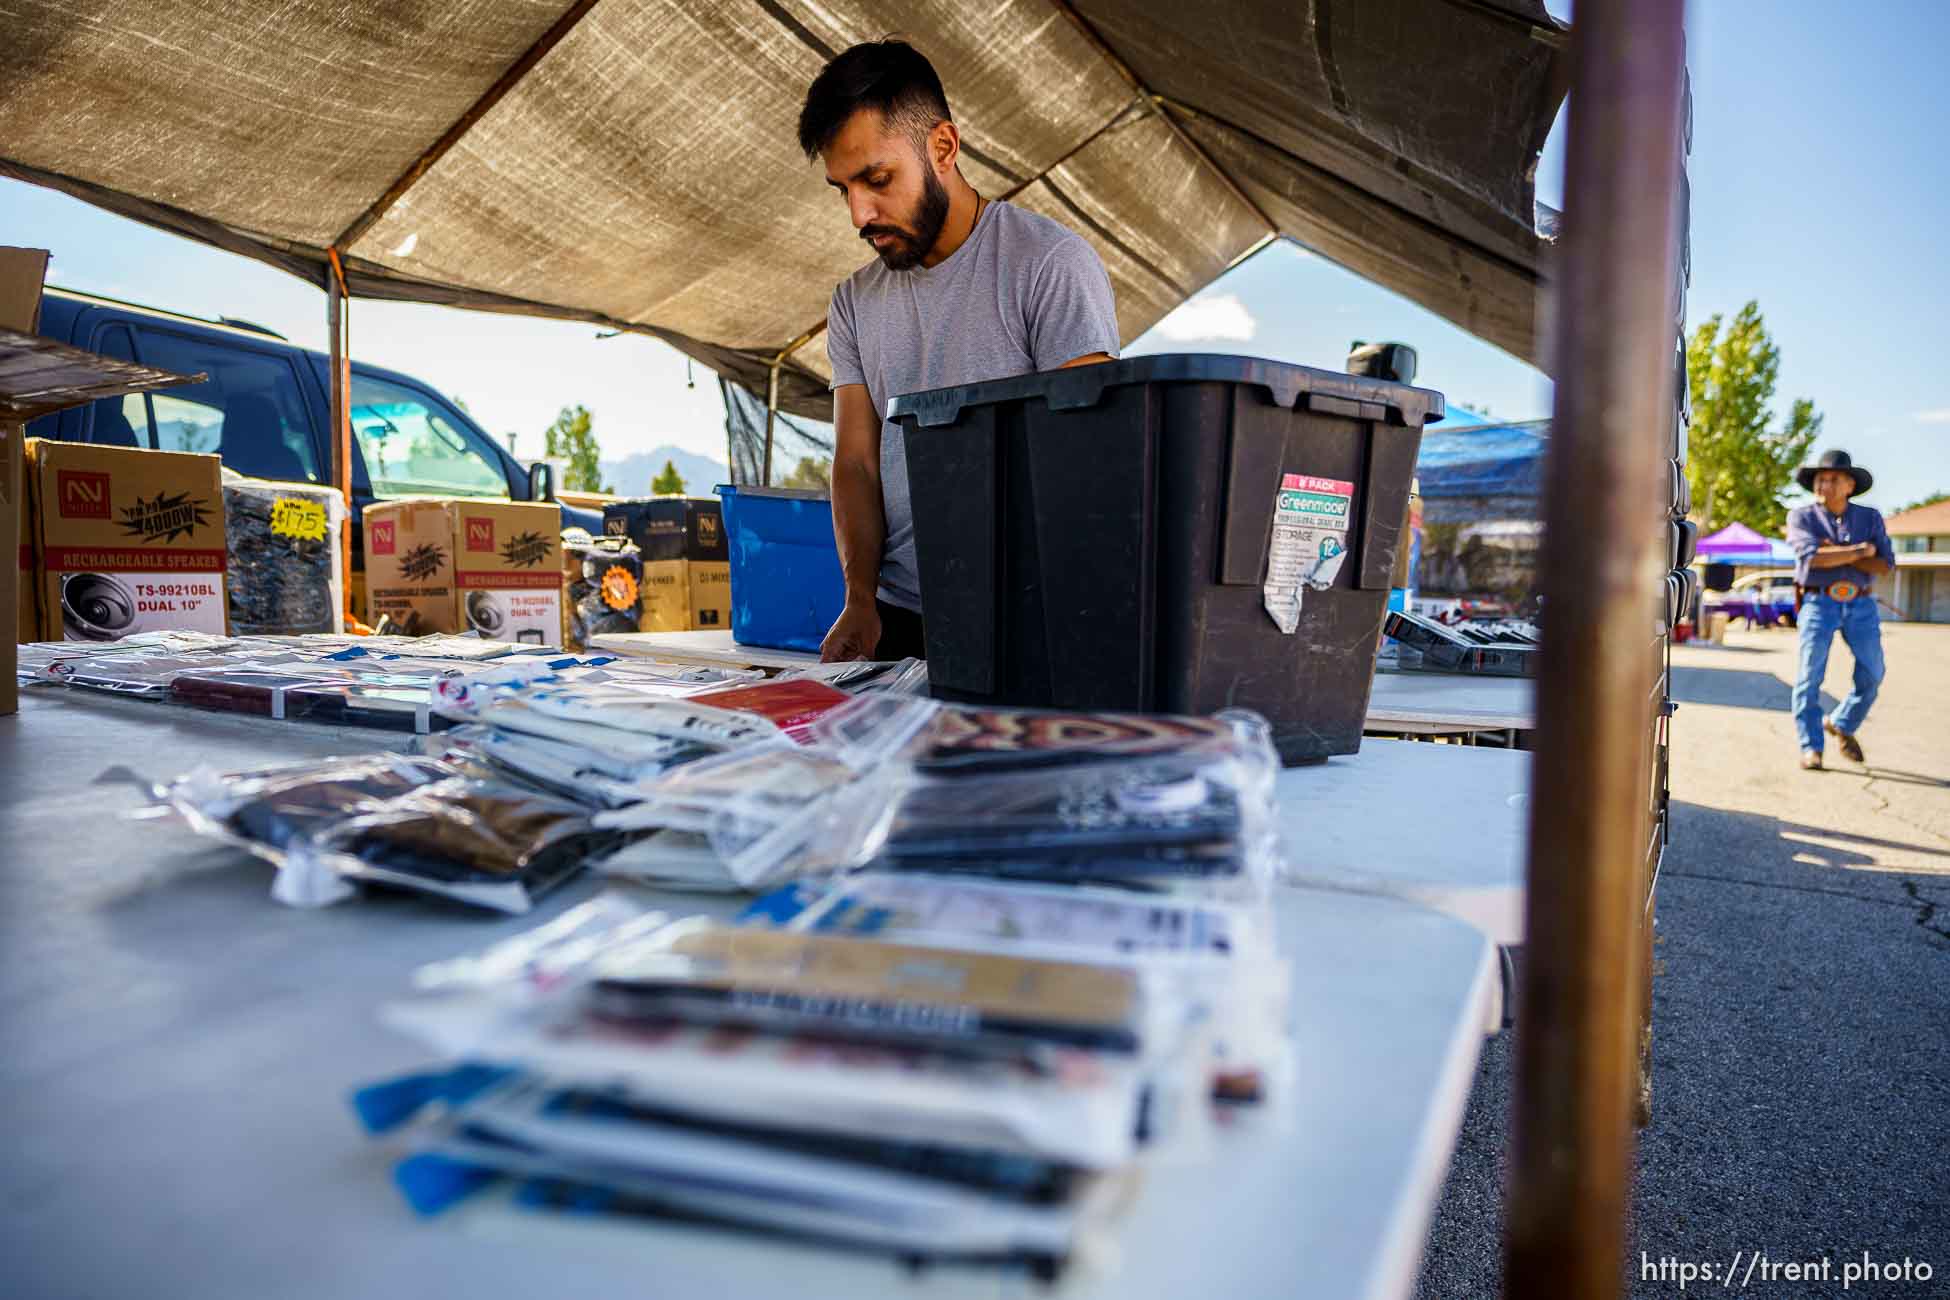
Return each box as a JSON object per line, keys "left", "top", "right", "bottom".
{"left": 1415, "top": 408, "right": 1549, "bottom": 501}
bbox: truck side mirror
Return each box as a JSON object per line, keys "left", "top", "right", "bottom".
{"left": 528, "top": 460, "right": 556, "bottom": 502}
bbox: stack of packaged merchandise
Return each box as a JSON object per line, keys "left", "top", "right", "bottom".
{"left": 126, "top": 650, "right": 810, "bottom": 911}
{"left": 221, "top": 471, "right": 347, "bottom": 636}
{"left": 16, "top": 631, "right": 755, "bottom": 732}
{"left": 353, "top": 881, "right": 1284, "bottom": 1278}
{"left": 866, "top": 706, "right": 1280, "bottom": 895}
{"left": 348, "top": 704, "right": 1291, "bottom": 1279}
{"left": 437, "top": 671, "right": 937, "bottom": 895}
{"left": 561, "top": 528, "right": 644, "bottom": 648}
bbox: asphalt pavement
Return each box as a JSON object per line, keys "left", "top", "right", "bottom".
{"left": 1415, "top": 623, "right": 1950, "bottom": 1298}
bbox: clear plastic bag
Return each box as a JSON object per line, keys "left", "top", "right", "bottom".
{"left": 483, "top": 685, "right": 784, "bottom": 759}
{"left": 150, "top": 753, "right": 608, "bottom": 912}
{"left": 741, "top": 872, "right": 1292, "bottom": 1106}
{"left": 398, "top": 1074, "right": 1118, "bottom": 1268}
{"left": 772, "top": 657, "right": 930, "bottom": 696}
{"left": 377, "top": 947, "right": 1160, "bottom": 1170}
{"left": 220, "top": 471, "right": 345, "bottom": 636}
{"left": 590, "top": 696, "right": 939, "bottom": 891}
{"left": 436, "top": 724, "right": 677, "bottom": 807}
{"left": 865, "top": 705, "right": 1282, "bottom": 894}
{"left": 592, "top": 745, "right": 887, "bottom": 891}
{"left": 39, "top": 649, "right": 305, "bottom": 697}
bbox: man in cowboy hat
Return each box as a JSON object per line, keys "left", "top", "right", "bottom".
{"left": 1784, "top": 449, "right": 1893, "bottom": 769}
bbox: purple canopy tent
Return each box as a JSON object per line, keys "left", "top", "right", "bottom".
{"left": 1697, "top": 522, "right": 1795, "bottom": 566}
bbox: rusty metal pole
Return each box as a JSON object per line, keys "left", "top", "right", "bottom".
{"left": 326, "top": 250, "right": 354, "bottom": 617}
{"left": 1504, "top": 2, "right": 1686, "bottom": 1298}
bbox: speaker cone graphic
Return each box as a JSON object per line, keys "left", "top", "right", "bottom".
{"left": 61, "top": 572, "right": 137, "bottom": 641}
{"left": 465, "top": 589, "right": 506, "bottom": 637}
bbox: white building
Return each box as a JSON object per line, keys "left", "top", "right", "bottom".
{"left": 1887, "top": 499, "right": 1950, "bottom": 623}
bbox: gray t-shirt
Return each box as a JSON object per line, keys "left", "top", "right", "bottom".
{"left": 826, "top": 200, "right": 1120, "bottom": 612}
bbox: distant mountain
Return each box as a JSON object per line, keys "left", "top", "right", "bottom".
{"left": 601, "top": 445, "right": 730, "bottom": 497}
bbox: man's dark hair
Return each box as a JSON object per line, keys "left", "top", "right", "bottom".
{"left": 798, "top": 40, "right": 952, "bottom": 161}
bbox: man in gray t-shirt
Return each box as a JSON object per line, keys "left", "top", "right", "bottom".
{"left": 796, "top": 40, "right": 1120, "bottom": 662}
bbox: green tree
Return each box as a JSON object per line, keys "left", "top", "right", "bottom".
{"left": 1893, "top": 489, "right": 1948, "bottom": 515}
{"left": 650, "top": 459, "right": 686, "bottom": 494}
{"left": 1684, "top": 302, "right": 1821, "bottom": 535}
{"left": 542, "top": 404, "right": 611, "bottom": 493}
{"left": 780, "top": 456, "right": 832, "bottom": 493}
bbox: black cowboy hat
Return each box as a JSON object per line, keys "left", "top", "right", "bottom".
{"left": 1797, "top": 448, "right": 1872, "bottom": 496}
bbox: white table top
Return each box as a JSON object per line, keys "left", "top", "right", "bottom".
{"left": 1365, "top": 670, "right": 1536, "bottom": 733}
{"left": 590, "top": 629, "right": 821, "bottom": 671}
{"left": 2, "top": 689, "right": 1493, "bottom": 1300}
{"left": 1275, "top": 739, "right": 1530, "bottom": 946}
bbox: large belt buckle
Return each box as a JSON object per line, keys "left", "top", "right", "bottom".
{"left": 1829, "top": 580, "right": 1860, "bottom": 602}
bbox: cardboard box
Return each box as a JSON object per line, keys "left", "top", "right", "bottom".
{"left": 361, "top": 498, "right": 454, "bottom": 634}
{"left": 3, "top": 245, "right": 210, "bottom": 711}
{"left": 364, "top": 497, "right": 562, "bottom": 644}
{"left": 30, "top": 439, "right": 229, "bottom": 642}
{"left": 604, "top": 496, "right": 726, "bottom": 563}
{"left": 638, "top": 558, "right": 730, "bottom": 633}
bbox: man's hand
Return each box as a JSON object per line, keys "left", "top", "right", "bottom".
{"left": 820, "top": 601, "right": 881, "bottom": 662}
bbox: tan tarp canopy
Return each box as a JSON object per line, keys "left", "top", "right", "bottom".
{"left": 0, "top": 0, "right": 1564, "bottom": 419}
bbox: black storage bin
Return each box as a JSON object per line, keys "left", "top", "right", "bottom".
{"left": 890, "top": 354, "right": 1442, "bottom": 764}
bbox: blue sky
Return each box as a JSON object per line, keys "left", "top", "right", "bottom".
{"left": 3, "top": 0, "right": 1944, "bottom": 511}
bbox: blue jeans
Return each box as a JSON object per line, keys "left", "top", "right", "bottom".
{"left": 1792, "top": 592, "right": 1885, "bottom": 752}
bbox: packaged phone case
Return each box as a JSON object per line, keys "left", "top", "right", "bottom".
{"left": 911, "top": 706, "right": 1255, "bottom": 774}
{"left": 584, "top": 926, "right": 1147, "bottom": 1059}
{"left": 884, "top": 755, "right": 1246, "bottom": 858}
{"left": 740, "top": 873, "right": 1292, "bottom": 1106}
{"left": 436, "top": 725, "right": 670, "bottom": 807}
{"left": 743, "top": 872, "right": 1265, "bottom": 961}
{"left": 591, "top": 745, "right": 891, "bottom": 891}
{"left": 482, "top": 686, "right": 783, "bottom": 761}
{"left": 151, "top": 754, "right": 608, "bottom": 911}
{"left": 772, "top": 657, "right": 930, "bottom": 697}
{"left": 687, "top": 678, "right": 855, "bottom": 740}
{"left": 37, "top": 649, "right": 305, "bottom": 697}
{"left": 431, "top": 656, "right": 757, "bottom": 723}
{"left": 383, "top": 1076, "right": 1116, "bottom": 1269}
{"left": 377, "top": 1002, "right": 1154, "bottom": 1169}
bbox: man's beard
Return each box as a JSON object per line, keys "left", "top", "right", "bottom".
{"left": 860, "top": 169, "right": 951, "bottom": 271}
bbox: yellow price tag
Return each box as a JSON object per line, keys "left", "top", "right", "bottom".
{"left": 269, "top": 497, "right": 330, "bottom": 541}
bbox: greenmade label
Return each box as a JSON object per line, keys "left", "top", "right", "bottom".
{"left": 1281, "top": 489, "right": 1350, "bottom": 517}
{"left": 1263, "top": 473, "right": 1357, "bottom": 634}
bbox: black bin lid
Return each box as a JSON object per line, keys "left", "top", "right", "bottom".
{"left": 886, "top": 352, "right": 1445, "bottom": 430}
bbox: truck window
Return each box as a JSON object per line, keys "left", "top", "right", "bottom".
{"left": 132, "top": 325, "right": 322, "bottom": 483}
{"left": 351, "top": 374, "right": 508, "bottom": 498}
{"left": 83, "top": 325, "right": 147, "bottom": 448}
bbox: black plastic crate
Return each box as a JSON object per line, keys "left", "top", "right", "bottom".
{"left": 890, "top": 354, "right": 1441, "bottom": 764}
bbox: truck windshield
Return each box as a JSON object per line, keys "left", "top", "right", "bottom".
{"left": 351, "top": 374, "right": 507, "bottom": 498}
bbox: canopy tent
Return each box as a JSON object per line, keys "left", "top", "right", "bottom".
{"left": 1695, "top": 522, "right": 1794, "bottom": 567}
{"left": 1415, "top": 411, "right": 1549, "bottom": 522}
{"left": 0, "top": 0, "right": 1565, "bottom": 422}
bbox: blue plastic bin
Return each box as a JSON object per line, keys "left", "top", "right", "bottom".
{"left": 714, "top": 485, "right": 846, "bottom": 652}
